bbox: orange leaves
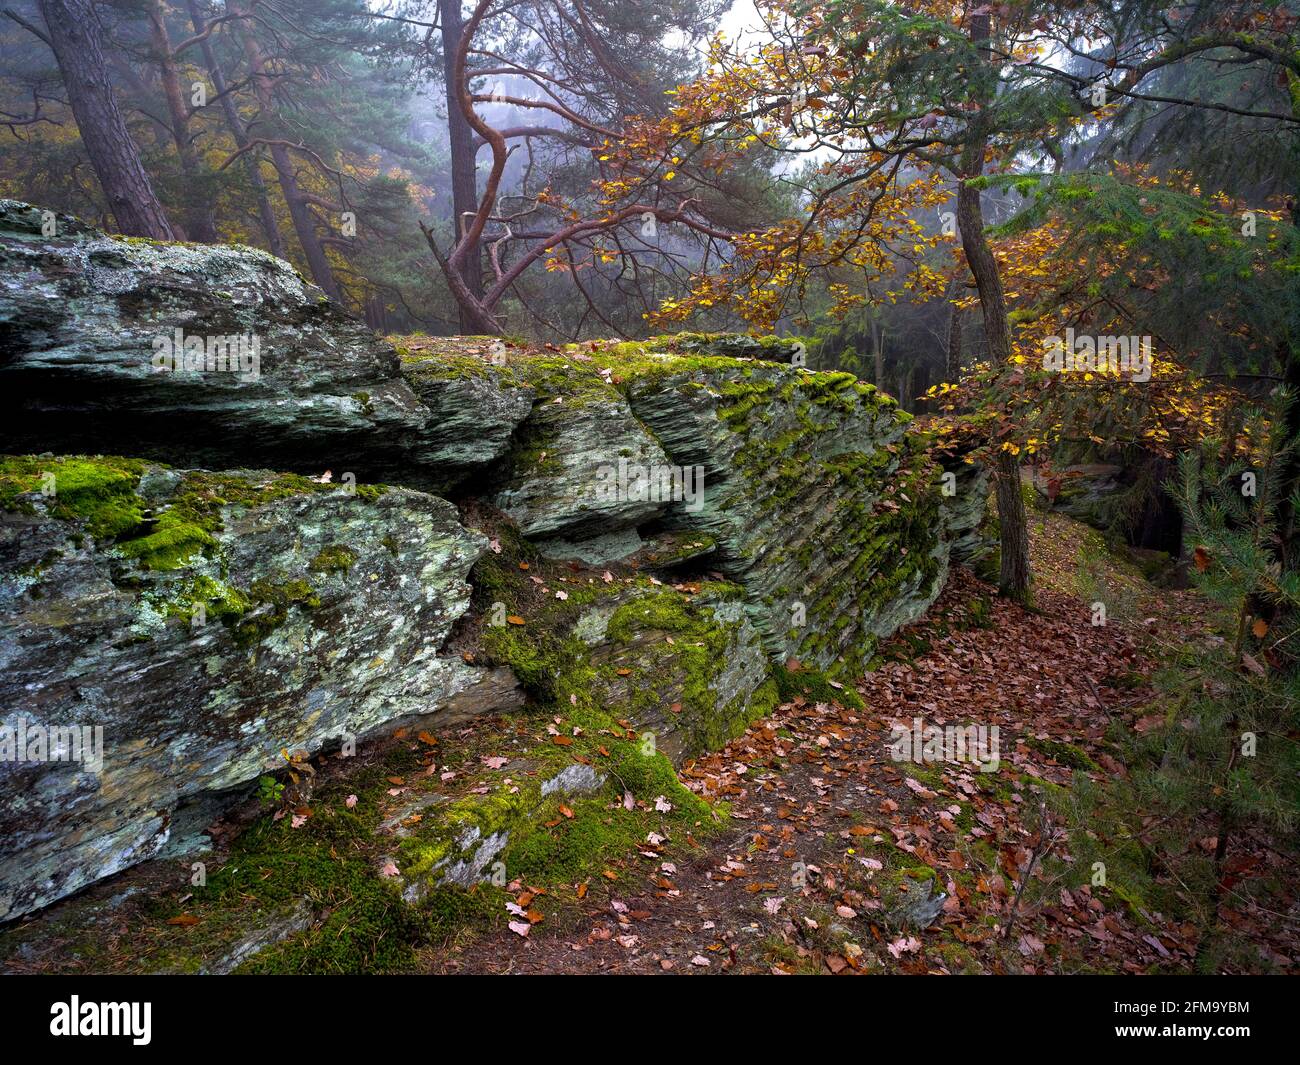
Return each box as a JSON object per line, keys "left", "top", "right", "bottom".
{"left": 595, "top": 28, "right": 954, "bottom": 333}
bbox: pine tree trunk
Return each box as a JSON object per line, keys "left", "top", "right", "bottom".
{"left": 439, "top": 0, "right": 486, "bottom": 332}
{"left": 37, "top": 0, "right": 174, "bottom": 240}
{"left": 146, "top": 0, "right": 217, "bottom": 242}
{"left": 231, "top": 1, "right": 342, "bottom": 301}
{"left": 1275, "top": 87, "right": 1300, "bottom": 578}
{"left": 187, "top": 0, "right": 285, "bottom": 256}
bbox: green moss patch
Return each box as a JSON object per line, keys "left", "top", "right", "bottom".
{"left": 1022, "top": 735, "right": 1100, "bottom": 772}
{"left": 773, "top": 664, "right": 865, "bottom": 710}
{"left": 186, "top": 744, "right": 506, "bottom": 974}
{"left": 0, "top": 455, "right": 145, "bottom": 538}
{"left": 308, "top": 544, "right": 358, "bottom": 575}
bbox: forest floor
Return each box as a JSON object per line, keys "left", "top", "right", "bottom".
{"left": 425, "top": 509, "right": 1299, "bottom": 975}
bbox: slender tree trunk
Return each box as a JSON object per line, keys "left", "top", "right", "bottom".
{"left": 37, "top": 0, "right": 174, "bottom": 239}
{"left": 945, "top": 303, "right": 963, "bottom": 383}
{"left": 1280, "top": 343, "right": 1300, "bottom": 572}
{"left": 146, "top": 0, "right": 218, "bottom": 241}
{"left": 438, "top": 0, "right": 485, "bottom": 331}
{"left": 186, "top": 0, "right": 285, "bottom": 256}
{"left": 229, "top": 1, "right": 341, "bottom": 300}
{"left": 1274, "top": 155, "right": 1300, "bottom": 579}
{"left": 914, "top": 362, "right": 931, "bottom": 407}
{"left": 871, "top": 318, "right": 885, "bottom": 390}
{"left": 957, "top": 9, "right": 1031, "bottom": 604}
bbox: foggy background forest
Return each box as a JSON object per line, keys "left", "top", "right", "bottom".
{"left": 7, "top": 0, "right": 1289, "bottom": 411}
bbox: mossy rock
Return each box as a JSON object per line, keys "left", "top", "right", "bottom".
{"left": 0, "top": 453, "right": 487, "bottom": 922}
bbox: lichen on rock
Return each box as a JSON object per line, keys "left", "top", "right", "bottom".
{"left": 0, "top": 453, "right": 488, "bottom": 921}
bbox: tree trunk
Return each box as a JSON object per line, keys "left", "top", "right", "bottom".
{"left": 37, "top": 0, "right": 174, "bottom": 239}
{"left": 364, "top": 293, "right": 388, "bottom": 332}
{"left": 229, "top": 1, "right": 342, "bottom": 300}
{"left": 438, "top": 0, "right": 485, "bottom": 331}
{"left": 420, "top": 222, "right": 503, "bottom": 334}
{"left": 1280, "top": 342, "right": 1300, "bottom": 572}
{"left": 871, "top": 318, "right": 885, "bottom": 390}
{"left": 187, "top": 0, "right": 285, "bottom": 257}
{"left": 993, "top": 449, "right": 1031, "bottom": 601}
{"left": 914, "top": 362, "right": 931, "bottom": 408}
{"left": 146, "top": 0, "right": 218, "bottom": 242}
{"left": 945, "top": 303, "right": 963, "bottom": 383}
{"left": 957, "top": 9, "right": 1032, "bottom": 605}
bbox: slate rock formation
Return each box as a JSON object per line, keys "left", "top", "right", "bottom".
{"left": 0, "top": 202, "right": 990, "bottom": 956}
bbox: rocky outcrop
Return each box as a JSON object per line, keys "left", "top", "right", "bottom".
{"left": 0, "top": 455, "right": 487, "bottom": 921}
{"left": 0, "top": 202, "right": 529, "bottom": 491}
{"left": 1030, "top": 463, "right": 1124, "bottom": 526}
{"left": 0, "top": 205, "right": 978, "bottom": 954}
{"left": 941, "top": 458, "right": 993, "bottom": 565}
{"left": 394, "top": 337, "right": 952, "bottom": 673}
{"left": 489, "top": 372, "right": 672, "bottom": 545}
{"left": 392, "top": 336, "right": 536, "bottom": 491}
{"left": 621, "top": 358, "right": 946, "bottom": 670}
{"left": 562, "top": 584, "right": 775, "bottom": 765}
{"left": 657, "top": 331, "right": 811, "bottom": 363}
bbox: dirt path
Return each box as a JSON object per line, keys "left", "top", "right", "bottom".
{"left": 420, "top": 511, "right": 1300, "bottom": 975}
{"left": 427, "top": 508, "right": 1264, "bottom": 974}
